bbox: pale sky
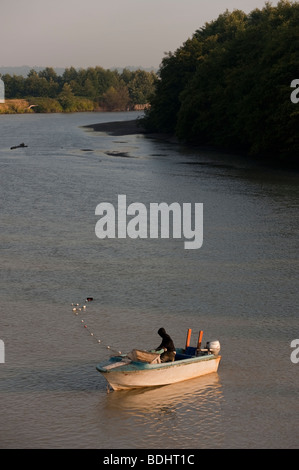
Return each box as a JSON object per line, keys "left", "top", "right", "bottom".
{"left": 1, "top": 0, "right": 278, "bottom": 69}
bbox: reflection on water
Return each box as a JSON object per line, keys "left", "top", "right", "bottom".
{"left": 101, "top": 374, "right": 224, "bottom": 449}
{"left": 105, "top": 373, "right": 222, "bottom": 412}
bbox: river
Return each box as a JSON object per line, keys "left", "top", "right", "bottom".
{"left": 0, "top": 111, "right": 298, "bottom": 449}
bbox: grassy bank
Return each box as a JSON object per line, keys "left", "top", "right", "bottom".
{"left": 0, "top": 97, "right": 96, "bottom": 114}
{"left": 0, "top": 99, "right": 34, "bottom": 114}
{"left": 0, "top": 97, "right": 149, "bottom": 114}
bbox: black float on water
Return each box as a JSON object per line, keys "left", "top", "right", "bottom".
{"left": 10, "top": 143, "right": 28, "bottom": 150}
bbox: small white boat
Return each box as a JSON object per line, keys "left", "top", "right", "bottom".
{"left": 96, "top": 330, "right": 221, "bottom": 391}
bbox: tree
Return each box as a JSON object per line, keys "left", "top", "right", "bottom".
{"left": 127, "top": 70, "right": 156, "bottom": 105}
{"left": 143, "top": 35, "right": 212, "bottom": 133}
{"left": 144, "top": 1, "right": 299, "bottom": 162}
{"left": 58, "top": 83, "right": 76, "bottom": 111}
{"left": 2, "top": 74, "right": 25, "bottom": 98}
{"left": 0, "top": 65, "right": 157, "bottom": 114}
{"left": 100, "top": 85, "right": 130, "bottom": 111}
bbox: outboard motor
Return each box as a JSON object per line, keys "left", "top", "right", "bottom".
{"left": 205, "top": 340, "right": 221, "bottom": 355}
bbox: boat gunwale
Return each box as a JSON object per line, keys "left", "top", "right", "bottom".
{"left": 96, "top": 352, "right": 221, "bottom": 374}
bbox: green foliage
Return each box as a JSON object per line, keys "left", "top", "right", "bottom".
{"left": 122, "top": 69, "right": 156, "bottom": 105}
{"left": 144, "top": 1, "right": 299, "bottom": 162}
{"left": 100, "top": 85, "right": 130, "bottom": 111}
{"left": 58, "top": 83, "right": 76, "bottom": 111}
{"left": 28, "top": 97, "right": 63, "bottom": 113}
{"left": 2, "top": 66, "right": 156, "bottom": 113}
{"left": 0, "top": 99, "right": 34, "bottom": 114}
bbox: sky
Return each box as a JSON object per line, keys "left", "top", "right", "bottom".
{"left": 1, "top": 0, "right": 279, "bottom": 70}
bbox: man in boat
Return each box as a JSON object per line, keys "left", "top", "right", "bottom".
{"left": 155, "top": 328, "right": 176, "bottom": 362}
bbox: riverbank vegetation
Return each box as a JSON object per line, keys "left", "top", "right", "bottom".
{"left": 0, "top": 67, "right": 156, "bottom": 113}
{"left": 143, "top": 1, "right": 299, "bottom": 162}
{"left": 0, "top": 99, "right": 34, "bottom": 114}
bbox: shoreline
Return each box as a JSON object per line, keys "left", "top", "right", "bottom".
{"left": 84, "top": 119, "right": 298, "bottom": 170}
{"left": 84, "top": 119, "right": 147, "bottom": 136}
{"left": 83, "top": 118, "right": 178, "bottom": 142}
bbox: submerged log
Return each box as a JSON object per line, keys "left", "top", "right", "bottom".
{"left": 10, "top": 142, "right": 28, "bottom": 150}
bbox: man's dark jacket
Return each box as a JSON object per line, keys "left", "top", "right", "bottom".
{"left": 157, "top": 328, "right": 175, "bottom": 352}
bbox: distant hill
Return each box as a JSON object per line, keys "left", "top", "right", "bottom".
{"left": 111, "top": 66, "right": 158, "bottom": 73}
{"left": 0, "top": 65, "right": 157, "bottom": 77}
{"left": 0, "top": 66, "right": 66, "bottom": 77}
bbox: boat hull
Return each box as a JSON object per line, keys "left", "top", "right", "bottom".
{"left": 97, "top": 354, "right": 221, "bottom": 391}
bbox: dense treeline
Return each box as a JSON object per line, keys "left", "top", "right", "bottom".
{"left": 0, "top": 66, "right": 156, "bottom": 112}
{"left": 143, "top": 1, "right": 299, "bottom": 162}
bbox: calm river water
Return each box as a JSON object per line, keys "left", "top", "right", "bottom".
{"left": 0, "top": 111, "right": 298, "bottom": 449}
